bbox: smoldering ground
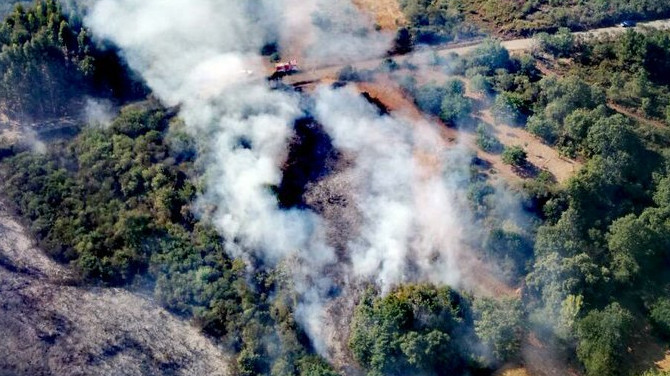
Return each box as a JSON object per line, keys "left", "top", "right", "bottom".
{"left": 83, "top": 0, "right": 532, "bottom": 367}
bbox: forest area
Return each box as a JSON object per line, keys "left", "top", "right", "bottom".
{"left": 0, "top": 1, "right": 669, "bottom": 376}
{"left": 397, "top": 0, "right": 670, "bottom": 42}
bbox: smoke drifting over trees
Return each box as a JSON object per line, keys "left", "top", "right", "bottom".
{"left": 4, "top": 0, "right": 670, "bottom": 375}
{"left": 82, "top": 0, "right": 523, "bottom": 364}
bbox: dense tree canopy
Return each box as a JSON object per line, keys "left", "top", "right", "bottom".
{"left": 349, "top": 284, "right": 473, "bottom": 376}
{"left": 0, "top": 0, "right": 143, "bottom": 119}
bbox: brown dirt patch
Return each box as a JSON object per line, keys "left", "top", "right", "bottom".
{"left": 477, "top": 108, "right": 581, "bottom": 184}
{"left": 520, "top": 332, "right": 581, "bottom": 376}
{"left": 608, "top": 102, "right": 668, "bottom": 129}
{"left": 352, "top": 0, "right": 406, "bottom": 30}
{"left": 657, "top": 352, "right": 670, "bottom": 371}
{"left": 495, "top": 366, "right": 531, "bottom": 376}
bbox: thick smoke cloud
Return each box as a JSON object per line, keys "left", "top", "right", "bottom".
{"left": 84, "top": 0, "right": 511, "bottom": 360}
{"left": 87, "top": 0, "right": 330, "bottom": 264}
{"left": 312, "top": 87, "right": 473, "bottom": 290}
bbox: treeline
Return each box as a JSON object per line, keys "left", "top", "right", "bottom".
{"left": 538, "top": 28, "right": 670, "bottom": 126}
{"left": 349, "top": 284, "right": 524, "bottom": 376}
{"left": 397, "top": 0, "right": 670, "bottom": 44}
{"left": 464, "top": 0, "right": 670, "bottom": 35}
{"left": 0, "top": 0, "right": 144, "bottom": 120}
{"left": 524, "top": 29, "right": 670, "bottom": 376}
{"left": 397, "top": 0, "right": 481, "bottom": 45}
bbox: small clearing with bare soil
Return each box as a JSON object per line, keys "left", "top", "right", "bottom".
{"left": 356, "top": 74, "right": 581, "bottom": 185}
{"left": 352, "top": 0, "right": 406, "bottom": 30}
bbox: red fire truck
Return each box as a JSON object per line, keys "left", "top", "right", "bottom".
{"left": 274, "top": 60, "right": 299, "bottom": 74}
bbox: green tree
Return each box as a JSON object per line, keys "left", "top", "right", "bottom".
{"left": 650, "top": 298, "right": 670, "bottom": 338}
{"left": 475, "top": 122, "right": 502, "bottom": 153}
{"left": 638, "top": 369, "right": 670, "bottom": 376}
{"left": 439, "top": 79, "right": 471, "bottom": 125}
{"left": 468, "top": 39, "right": 511, "bottom": 75}
{"left": 0, "top": 0, "right": 142, "bottom": 119}
{"left": 473, "top": 297, "right": 524, "bottom": 363}
{"left": 526, "top": 114, "right": 558, "bottom": 145}
{"left": 414, "top": 84, "right": 447, "bottom": 117}
{"left": 576, "top": 303, "right": 633, "bottom": 376}
{"left": 492, "top": 92, "right": 525, "bottom": 124}
{"left": 536, "top": 28, "right": 574, "bottom": 58}
{"left": 470, "top": 74, "right": 491, "bottom": 94}
{"left": 349, "top": 284, "right": 470, "bottom": 376}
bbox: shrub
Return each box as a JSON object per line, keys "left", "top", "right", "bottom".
{"left": 470, "top": 74, "right": 492, "bottom": 94}
{"left": 536, "top": 28, "right": 575, "bottom": 58}
{"left": 440, "top": 92, "right": 471, "bottom": 125}
{"left": 650, "top": 298, "right": 670, "bottom": 337}
{"left": 468, "top": 39, "right": 511, "bottom": 75}
{"left": 476, "top": 123, "right": 502, "bottom": 153}
{"left": 502, "top": 146, "right": 527, "bottom": 167}
{"left": 473, "top": 297, "right": 524, "bottom": 363}
{"left": 492, "top": 92, "right": 525, "bottom": 124}
{"left": 527, "top": 115, "right": 558, "bottom": 144}
{"left": 349, "top": 284, "right": 472, "bottom": 376}
{"left": 414, "top": 84, "right": 447, "bottom": 116}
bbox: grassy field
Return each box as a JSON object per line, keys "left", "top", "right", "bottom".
{"left": 352, "top": 0, "right": 406, "bottom": 30}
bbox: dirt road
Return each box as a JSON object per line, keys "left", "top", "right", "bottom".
{"left": 284, "top": 18, "right": 670, "bottom": 184}
{"left": 285, "top": 18, "right": 670, "bottom": 85}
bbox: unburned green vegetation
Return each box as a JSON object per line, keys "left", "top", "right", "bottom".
{"left": 0, "top": 0, "right": 143, "bottom": 120}
{"left": 398, "top": 0, "right": 670, "bottom": 41}
{"left": 397, "top": 29, "right": 670, "bottom": 376}
{"left": 349, "top": 284, "right": 525, "bottom": 375}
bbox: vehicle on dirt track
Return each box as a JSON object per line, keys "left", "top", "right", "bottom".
{"left": 620, "top": 20, "right": 636, "bottom": 27}
{"left": 274, "top": 60, "right": 299, "bottom": 74}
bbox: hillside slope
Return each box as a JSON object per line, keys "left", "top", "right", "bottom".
{"left": 0, "top": 200, "right": 231, "bottom": 376}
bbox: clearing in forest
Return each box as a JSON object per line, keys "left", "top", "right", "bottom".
{"left": 352, "top": 0, "right": 406, "bottom": 30}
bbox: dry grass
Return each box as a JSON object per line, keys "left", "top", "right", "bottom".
{"left": 657, "top": 351, "right": 670, "bottom": 371}
{"left": 352, "top": 0, "right": 406, "bottom": 30}
{"left": 477, "top": 108, "right": 581, "bottom": 184}
{"left": 495, "top": 366, "right": 531, "bottom": 376}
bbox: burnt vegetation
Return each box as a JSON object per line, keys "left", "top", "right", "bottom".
{"left": 277, "top": 117, "right": 340, "bottom": 210}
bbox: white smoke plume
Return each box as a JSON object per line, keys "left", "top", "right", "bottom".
{"left": 84, "top": 0, "right": 508, "bottom": 361}
{"left": 312, "top": 86, "right": 473, "bottom": 290}
{"left": 83, "top": 97, "right": 116, "bottom": 127}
